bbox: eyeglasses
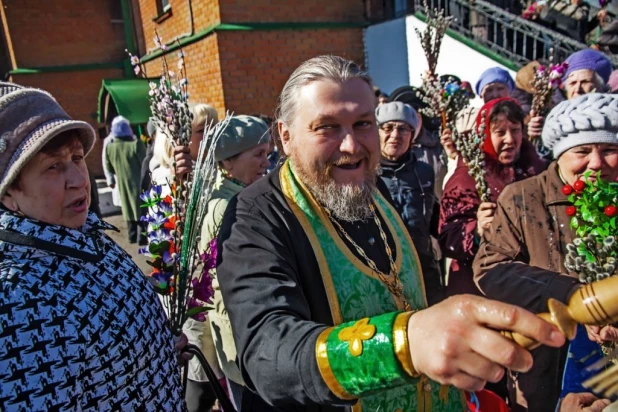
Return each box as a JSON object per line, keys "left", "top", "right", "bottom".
{"left": 380, "top": 124, "right": 413, "bottom": 135}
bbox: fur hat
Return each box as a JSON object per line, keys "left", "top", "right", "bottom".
{"left": 542, "top": 93, "right": 618, "bottom": 158}
{"left": 215, "top": 115, "right": 270, "bottom": 162}
{"left": 375, "top": 102, "right": 419, "bottom": 131}
{"left": 515, "top": 61, "right": 540, "bottom": 94}
{"left": 0, "top": 81, "right": 96, "bottom": 196}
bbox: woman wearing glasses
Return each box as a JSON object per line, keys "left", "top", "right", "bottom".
{"left": 377, "top": 102, "right": 443, "bottom": 305}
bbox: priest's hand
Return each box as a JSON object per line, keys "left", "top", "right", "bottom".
{"left": 407, "top": 295, "right": 565, "bottom": 392}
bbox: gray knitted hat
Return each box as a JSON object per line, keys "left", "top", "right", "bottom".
{"left": 375, "top": 101, "right": 419, "bottom": 131}
{"left": 0, "top": 81, "right": 96, "bottom": 196}
{"left": 214, "top": 115, "right": 270, "bottom": 162}
{"left": 542, "top": 93, "right": 618, "bottom": 159}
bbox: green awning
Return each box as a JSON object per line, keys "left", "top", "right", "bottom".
{"left": 97, "top": 78, "right": 156, "bottom": 125}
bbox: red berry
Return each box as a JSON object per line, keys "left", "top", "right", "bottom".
{"left": 566, "top": 206, "right": 577, "bottom": 216}
{"left": 562, "top": 185, "right": 573, "bottom": 195}
{"left": 573, "top": 180, "right": 585, "bottom": 192}
{"left": 605, "top": 205, "right": 617, "bottom": 217}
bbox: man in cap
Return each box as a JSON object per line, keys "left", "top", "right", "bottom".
{"left": 215, "top": 55, "right": 564, "bottom": 411}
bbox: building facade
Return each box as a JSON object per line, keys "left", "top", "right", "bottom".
{"left": 134, "top": 0, "right": 369, "bottom": 119}
{"left": 0, "top": 0, "right": 139, "bottom": 176}
{"left": 1, "top": 0, "right": 403, "bottom": 175}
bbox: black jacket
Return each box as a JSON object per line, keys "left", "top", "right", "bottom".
{"left": 216, "top": 166, "right": 400, "bottom": 411}
{"left": 379, "top": 153, "right": 443, "bottom": 305}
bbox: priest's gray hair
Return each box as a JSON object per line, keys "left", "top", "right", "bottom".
{"left": 276, "top": 55, "right": 373, "bottom": 127}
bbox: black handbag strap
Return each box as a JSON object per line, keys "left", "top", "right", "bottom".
{"left": 0, "top": 229, "right": 101, "bottom": 263}
{"left": 182, "top": 344, "right": 236, "bottom": 411}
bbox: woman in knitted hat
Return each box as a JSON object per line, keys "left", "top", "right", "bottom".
{"left": 527, "top": 49, "right": 611, "bottom": 143}
{"left": 376, "top": 101, "right": 443, "bottom": 305}
{"left": 475, "top": 67, "right": 515, "bottom": 103}
{"left": 103, "top": 116, "right": 145, "bottom": 244}
{"left": 388, "top": 85, "right": 446, "bottom": 198}
{"left": 0, "top": 81, "right": 188, "bottom": 410}
{"left": 199, "top": 115, "right": 271, "bottom": 408}
{"left": 440, "top": 98, "right": 545, "bottom": 298}
{"left": 474, "top": 93, "right": 618, "bottom": 411}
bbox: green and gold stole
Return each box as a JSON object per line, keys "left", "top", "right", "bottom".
{"left": 280, "top": 161, "right": 465, "bottom": 411}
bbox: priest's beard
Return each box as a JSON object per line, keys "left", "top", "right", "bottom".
{"left": 289, "top": 148, "right": 380, "bottom": 222}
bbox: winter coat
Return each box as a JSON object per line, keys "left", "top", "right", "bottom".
{"left": 0, "top": 209, "right": 184, "bottom": 411}
{"left": 411, "top": 127, "right": 447, "bottom": 199}
{"left": 473, "top": 162, "right": 582, "bottom": 411}
{"left": 199, "top": 173, "right": 245, "bottom": 385}
{"left": 379, "top": 152, "right": 443, "bottom": 305}
{"left": 438, "top": 139, "right": 546, "bottom": 297}
{"left": 104, "top": 136, "right": 146, "bottom": 222}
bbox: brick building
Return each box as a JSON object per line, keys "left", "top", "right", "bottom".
{"left": 133, "top": 0, "right": 377, "bottom": 120}
{"left": 0, "top": 0, "right": 403, "bottom": 175}
{"left": 0, "top": 0, "right": 142, "bottom": 176}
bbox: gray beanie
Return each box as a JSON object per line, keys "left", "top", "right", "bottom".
{"left": 375, "top": 101, "right": 419, "bottom": 131}
{"left": 542, "top": 93, "right": 618, "bottom": 158}
{"left": 0, "top": 81, "right": 96, "bottom": 197}
{"left": 215, "top": 115, "right": 270, "bottom": 162}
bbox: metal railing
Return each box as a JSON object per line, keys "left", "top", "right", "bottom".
{"left": 408, "top": 0, "right": 618, "bottom": 68}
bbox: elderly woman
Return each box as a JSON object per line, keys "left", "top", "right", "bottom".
{"left": 440, "top": 97, "right": 546, "bottom": 298}
{"left": 376, "top": 102, "right": 442, "bottom": 305}
{"left": 0, "top": 82, "right": 186, "bottom": 409}
{"left": 476, "top": 67, "right": 515, "bottom": 103}
{"left": 200, "top": 115, "right": 271, "bottom": 408}
{"left": 527, "top": 49, "right": 612, "bottom": 142}
{"left": 474, "top": 94, "right": 618, "bottom": 411}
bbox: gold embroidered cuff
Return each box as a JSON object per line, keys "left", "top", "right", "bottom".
{"left": 315, "top": 327, "right": 356, "bottom": 400}
{"left": 393, "top": 311, "right": 421, "bottom": 378}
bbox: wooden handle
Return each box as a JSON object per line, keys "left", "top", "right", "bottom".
{"left": 502, "top": 299, "right": 577, "bottom": 350}
{"left": 502, "top": 276, "right": 618, "bottom": 350}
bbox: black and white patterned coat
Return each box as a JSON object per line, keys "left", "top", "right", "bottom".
{"left": 0, "top": 210, "right": 185, "bottom": 411}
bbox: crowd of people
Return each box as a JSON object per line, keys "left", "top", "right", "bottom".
{"left": 1, "top": 41, "right": 618, "bottom": 412}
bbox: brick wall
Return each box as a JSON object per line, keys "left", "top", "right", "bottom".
{"left": 219, "top": 0, "right": 365, "bottom": 23}
{"left": 137, "top": 0, "right": 220, "bottom": 54}
{"left": 2, "top": 0, "right": 130, "bottom": 177}
{"left": 143, "top": 34, "right": 225, "bottom": 118}
{"left": 3, "top": 0, "right": 126, "bottom": 67}
{"left": 11, "top": 68, "right": 125, "bottom": 177}
{"left": 218, "top": 29, "right": 365, "bottom": 117}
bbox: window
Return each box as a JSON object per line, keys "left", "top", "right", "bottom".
{"left": 158, "top": 0, "right": 171, "bottom": 13}
{"left": 154, "top": 0, "right": 172, "bottom": 23}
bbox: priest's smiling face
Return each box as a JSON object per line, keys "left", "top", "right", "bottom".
{"left": 278, "top": 77, "right": 381, "bottom": 221}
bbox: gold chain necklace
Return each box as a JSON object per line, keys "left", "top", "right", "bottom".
{"left": 324, "top": 203, "right": 411, "bottom": 311}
